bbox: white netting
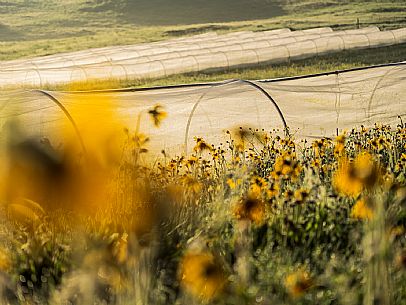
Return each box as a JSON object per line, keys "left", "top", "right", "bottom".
{"left": 1, "top": 27, "right": 405, "bottom": 87}
{"left": 0, "top": 63, "right": 405, "bottom": 158}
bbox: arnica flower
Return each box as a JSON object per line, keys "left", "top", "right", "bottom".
{"left": 250, "top": 176, "right": 267, "bottom": 197}
{"left": 395, "top": 250, "right": 406, "bottom": 269}
{"left": 227, "top": 178, "right": 237, "bottom": 189}
{"left": 284, "top": 270, "right": 314, "bottom": 298}
{"left": 0, "top": 247, "right": 11, "bottom": 272}
{"left": 333, "top": 152, "right": 380, "bottom": 198}
{"left": 148, "top": 104, "right": 167, "bottom": 127}
{"left": 390, "top": 226, "right": 404, "bottom": 240}
{"left": 274, "top": 153, "right": 302, "bottom": 180}
{"left": 181, "top": 175, "right": 202, "bottom": 194}
{"left": 312, "top": 139, "right": 327, "bottom": 156}
{"left": 112, "top": 233, "right": 128, "bottom": 265}
{"left": 377, "top": 137, "right": 388, "bottom": 150}
{"left": 400, "top": 153, "right": 406, "bottom": 164}
{"left": 193, "top": 137, "right": 213, "bottom": 153}
{"left": 226, "top": 178, "right": 241, "bottom": 190}
{"left": 179, "top": 251, "right": 226, "bottom": 301}
{"left": 311, "top": 158, "right": 321, "bottom": 169}
{"left": 270, "top": 169, "right": 282, "bottom": 181}
{"left": 167, "top": 160, "right": 177, "bottom": 172}
{"left": 213, "top": 149, "right": 225, "bottom": 161}
{"left": 233, "top": 194, "right": 265, "bottom": 225}
{"left": 294, "top": 188, "right": 309, "bottom": 204}
{"left": 266, "top": 182, "right": 280, "bottom": 199}
{"left": 334, "top": 134, "right": 346, "bottom": 157}
{"left": 232, "top": 126, "right": 252, "bottom": 151}
{"left": 184, "top": 156, "right": 199, "bottom": 169}
{"left": 274, "top": 154, "right": 293, "bottom": 175}
{"left": 351, "top": 198, "right": 373, "bottom": 220}
{"left": 284, "top": 189, "right": 294, "bottom": 200}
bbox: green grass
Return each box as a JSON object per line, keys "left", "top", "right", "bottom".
{"left": 0, "top": 0, "right": 405, "bottom": 61}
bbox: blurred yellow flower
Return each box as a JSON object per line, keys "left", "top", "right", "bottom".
{"left": 0, "top": 247, "right": 11, "bottom": 272}
{"left": 181, "top": 175, "right": 202, "bottom": 194}
{"left": 233, "top": 194, "right": 265, "bottom": 225}
{"left": 294, "top": 188, "right": 309, "bottom": 204}
{"left": 148, "top": 104, "right": 167, "bottom": 127}
{"left": 193, "top": 137, "right": 213, "bottom": 153}
{"left": 266, "top": 182, "right": 280, "bottom": 199}
{"left": 227, "top": 178, "right": 236, "bottom": 189}
{"left": 273, "top": 153, "right": 302, "bottom": 181}
{"left": 250, "top": 176, "right": 267, "bottom": 196}
{"left": 351, "top": 198, "right": 373, "bottom": 220}
{"left": 179, "top": 251, "right": 226, "bottom": 301}
{"left": 285, "top": 270, "right": 314, "bottom": 298}
{"left": 334, "top": 134, "right": 346, "bottom": 157}
{"left": 333, "top": 152, "right": 380, "bottom": 198}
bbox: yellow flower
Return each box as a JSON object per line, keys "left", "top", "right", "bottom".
{"left": 294, "top": 189, "right": 309, "bottom": 204}
{"left": 184, "top": 156, "right": 199, "bottom": 169}
{"left": 227, "top": 178, "right": 236, "bottom": 189}
{"left": 395, "top": 250, "right": 406, "bottom": 269}
{"left": 333, "top": 152, "right": 380, "bottom": 198}
{"left": 275, "top": 154, "right": 293, "bottom": 175}
{"left": 181, "top": 175, "right": 202, "bottom": 194}
{"left": 250, "top": 176, "right": 267, "bottom": 196}
{"left": 0, "top": 247, "right": 11, "bottom": 272}
{"left": 351, "top": 198, "right": 373, "bottom": 220}
{"left": 334, "top": 134, "right": 346, "bottom": 157}
{"left": 148, "top": 104, "right": 167, "bottom": 127}
{"left": 233, "top": 194, "right": 266, "bottom": 225}
{"left": 193, "top": 137, "right": 213, "bottom": 153}
{"left": 114, "top": 234, "right": 128, "bottom": 265}
{"left": 271, "top": 169, "right": 282, "bottom": 181}
{"left": 285, "top": 270, "right": 314, "bottom": 298}
{"left": 312, "top": 139, "right": 328, "bottom": 156}
{"left": 179, "top": 252, "right": 226, "bottom": 301}
{"left": 333, "top": 160, "right": 363, "bottom": 197}
{"left": 266, "top": 182, "right": 280, "bottom": 199}
{"left": 311, "top": 158, "right": 321, "bottom": 169}
{"left": 390, "top": 226, "right": 405, "bottom": 239}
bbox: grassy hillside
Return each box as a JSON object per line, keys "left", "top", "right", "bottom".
{"left": 0, "top": 0, "right": 405, "bottom": 61}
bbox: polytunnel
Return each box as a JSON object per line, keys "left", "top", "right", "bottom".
{"left": 1, "top": 27, "right": 406, "bottom": 87}
{"left": 1, "top": 62, "right": 405, "bottom": 159}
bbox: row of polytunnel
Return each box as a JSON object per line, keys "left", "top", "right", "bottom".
{"left": 1, "top": 26, "right": 406, "bottom": 87}
{"left": 1, "top": 62, "right": 405, "bottom": 158}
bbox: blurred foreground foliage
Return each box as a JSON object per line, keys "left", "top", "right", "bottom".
{"left": 0, "top": 104, "right": 405, "bottom": 305}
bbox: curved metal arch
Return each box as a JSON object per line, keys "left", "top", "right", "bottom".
{"left": 388, "top": 30, "right": 398, "bottom": 44}
{"left": 183, "top": 79, "right": 239, "bottom": 154}
{"left": 366, "top": 65, "right": 400, "bottom": 120}
{"left": 70, "top": 66, "right": 88, "bottom": 82}
{"left": 334, "top": 71, "right": 342, "bottom": 124}
{"left": 363, "top": 33, "right": 372, "bottom": 48}
{"left": 25, "top": 69, "right": 43, "bottom": 87}
{"left": 109, "top": 63, "right": 128, "bottom": 80}
{"left": 183, "top": 79, "right": 289, "bottom": 154}
{"left": 239, "top": 80, "right": 289, "bottom": 135}
{"left": 34, "top": 90, "right": 87, "bottom": 154}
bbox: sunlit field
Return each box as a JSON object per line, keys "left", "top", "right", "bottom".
{"left": 1, "top": 1, "right": 406, "bottom": 304}
{"left": 0, "top": 99, "right": 405, "bottom": 304}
